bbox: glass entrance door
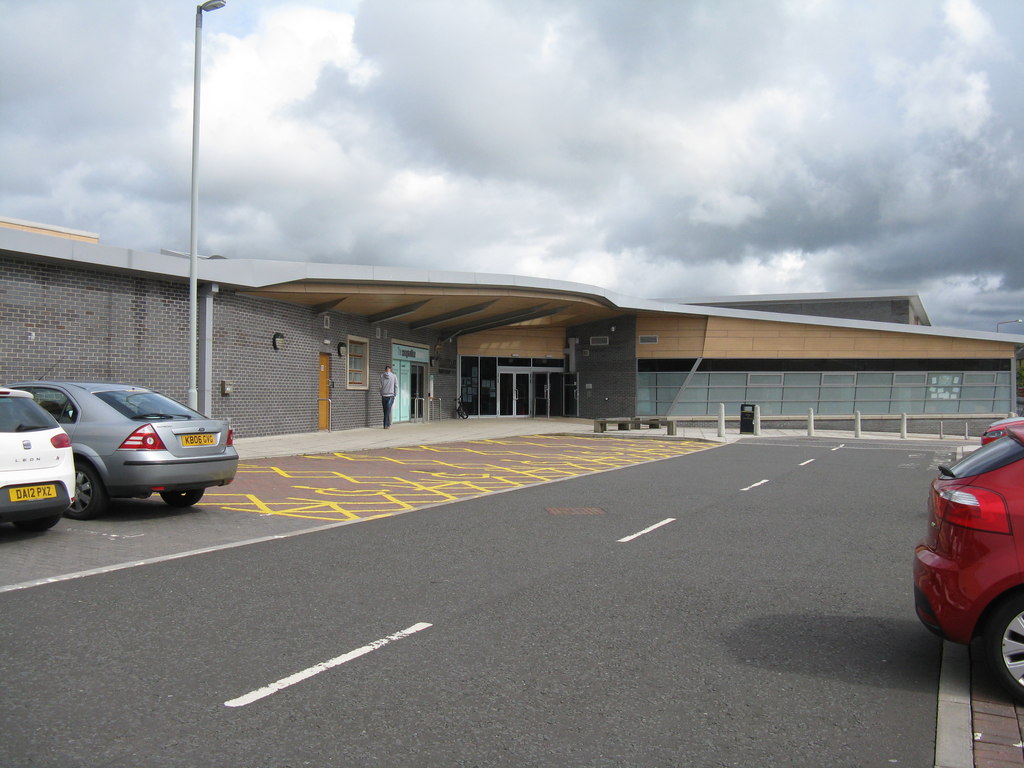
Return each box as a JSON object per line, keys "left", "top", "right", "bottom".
{"left": 533, "top": 372, "right": 550, "bottom": 417}
{"left": 498, "top": 371, "right": 530, "bottom": 416}
{"left": 394, "top": 360, "right": 427, "bottom": 423}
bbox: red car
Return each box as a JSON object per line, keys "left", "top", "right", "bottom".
{"left": 981, "top": 416, "right": 1024, "bottom": 445}
{"left": 915, "top": 425, "right": 1024, "bottom": 702}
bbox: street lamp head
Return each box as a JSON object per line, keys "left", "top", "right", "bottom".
{"left": 199, "top": 1, "right": 226, "bottom": 12}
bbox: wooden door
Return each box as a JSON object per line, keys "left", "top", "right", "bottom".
{"left": 318, "top": 353, "right": 331, "bottom": 430}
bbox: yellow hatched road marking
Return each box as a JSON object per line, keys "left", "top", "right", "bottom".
{"left": 222, "top": 438, "right": 715, "bottom": 521}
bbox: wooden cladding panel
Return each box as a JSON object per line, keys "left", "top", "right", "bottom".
{"left": 458, "top": 328, "right": 566, "bottom": 358}
{"left": 636, "top": 315, "right": 707, "bottom": 358}
{"left": 701, "top": 317, "right": 1014, "bottom": 359}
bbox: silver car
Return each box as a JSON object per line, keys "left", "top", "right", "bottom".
{"left": 7, "top": 382, "right": 238, "bottom": 520}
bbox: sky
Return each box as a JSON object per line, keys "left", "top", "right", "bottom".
{"left": 3, "top": 0, "right": 1024, "bottom": 332}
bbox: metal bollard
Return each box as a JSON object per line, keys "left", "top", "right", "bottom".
{"left": 807, "top": 407, "right": 815, "bottom": 437}
{"left": 854, "top": 411, "right": 862, "bottom": 438}
{"left": 939, "top": 420, "right": 944, "bottom": 440}
{"left": 754, "top": 404, "right": 761, "bottom": 436}
{"left": 718, "top": 402, "right": 726, "bottom": 438}
{"left": 900, "top": 413, "right": 908, "bottom": 439}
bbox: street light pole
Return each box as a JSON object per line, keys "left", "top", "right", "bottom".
{"left": 188, "top": 0, "right": 226, "bottom": 412}
{"left": 996, "top": 319, "right": 1023, "bottom": 333}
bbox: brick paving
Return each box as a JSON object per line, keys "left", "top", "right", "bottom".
{"left": 971, "top": 640, "right": 1024, "bottom": 767}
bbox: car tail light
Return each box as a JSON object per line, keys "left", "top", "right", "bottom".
{"left": 934, "top": 486, "right": 1010, "bottom": 534}
{"left": 226, "top": 429, "right": 234, "bottom": 446}
{"left": 118, "top": 425, "right": 167, "bottom": 450}
{"left": 50, "top": 433, "right": 71, "bottom": 449}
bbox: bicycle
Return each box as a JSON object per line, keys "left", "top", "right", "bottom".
{"left": 455, "top": 396, "right": 469, "bottom": 419}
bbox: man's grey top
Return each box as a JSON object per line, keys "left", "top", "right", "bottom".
{"left": 380, "top": 371, "right": 397, "bottom": 397}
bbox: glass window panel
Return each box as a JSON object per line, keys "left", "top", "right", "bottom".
{"left": 855, "top": 387, "right": 891, "bottom": 400}
{"left": 657, "top": 393, "right": 681, "bottom": 407}
{"left": 637, "top": 387, "right": 653, "bottom": 401}
{"left": 746, "top": 387, "right": 783, "bottom": 401}
{"left": 824, "top": 386, "right": 855, "bottom": 401}
{"left": 656, "top": 373, "right": 687, "bottom": 386}
{"left": 817, "top": 401, "right": 854, "bottom": 415}
{"left": 958, "top": 400, "right": 995, "bottom": 414}
{"left": 757, "top": 401, "right": 782, "bottom": 415}
{"left": 995, "top": 387, "right": 1012, "bottom": 401}
{"left": 782, "top": 401, "right": 815, "bottom": 415}
{"left": 749, "top": 373, "right": 783, "bottom": 385}
{"left": 709, "top": 373, "right": 748, "bottom": 386}
{"left": 894, "top": 373, "right": 926, "bottom": 384}
{"left": 784, "top": 373, "right": 820, "bottom": 385}
{"left": 996, "top": 373, "right": 1011, "bottom": 385}
{"left": 636, "top": 401, "right": 657, "bottom": 416}
{"left": 928, "top": 373, "right": 963, "bottom": 386}
{"left": 855, "top": 401, "right": 889, "bottom": 414}
{"left": 822, "top": 374, "right": 856, "bottom": 385}
{"left": 784, "top": 387, "right": 819, "bottom": 401}
{"left": 926, "top": 386, "right": 961, "bottom": 401}
{"left": 890, "top": 401, "right": 924, "bottom": 414}
{"left": 688, "top": 373, "right": 709, "bottom": 386}
{"left": 964, "top": 373, "right": 996, "bottom": 384}
{"left": 669, "top": 402, "right": 710, "bottom": 416}
{"left": 892, "top": 387, "right": 926, "bottom": 402}
{"left": 708, "top": 387, "right": 746, "bottom": 401}
{"left": 925, "top": 399, "right": 959, "bottom": 414}
{"left": 679, "top": 387, "right": 709, "bottom": 402}
{"left": 961, "top": 387, "right": 995, "bottom": 399}
{"left": 858, "top": 373, "right": 893, "bottom": 385}
{"left": 637, "top": 373, "right": 657, "bottom": 387}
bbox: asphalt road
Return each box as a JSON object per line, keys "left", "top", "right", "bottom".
{"left": 0, "top": 438, "right": 949, "bottom": 767}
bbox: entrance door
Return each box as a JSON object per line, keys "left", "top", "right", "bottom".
{"left": 533, "top": 372, "right": 550, "bottom": 417}
{"left": 318, "top": 353, "right": 331, "bottom": 430}
{"left": 498, "top": 371, "right": 530, "bottom": 416}
{"left": 394, "top": 360, "right": 428, "bottom": 423}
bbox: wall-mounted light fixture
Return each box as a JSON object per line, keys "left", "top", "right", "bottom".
{"left": 272, "top": 332, "right": 285, "bottom": 350}
{"left": 336, "top": 341, "right": 347, "bottom": 356}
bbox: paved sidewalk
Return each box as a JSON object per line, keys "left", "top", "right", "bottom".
{"left": 233, "top": 415, "right": 972, "bottom": 460}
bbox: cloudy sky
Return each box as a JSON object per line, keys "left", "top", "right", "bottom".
{"left": 3, "top": 0, "right": 1024, "bottom": 331}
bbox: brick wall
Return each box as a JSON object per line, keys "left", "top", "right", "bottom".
{"left": 0, "top": 256, "right": 458, "bottom": 438}
{"left": 569, "top": 315, "right": 637, "bottom": 419}
{"left": 0, "top": 256, "right": 189, "bottom": 394}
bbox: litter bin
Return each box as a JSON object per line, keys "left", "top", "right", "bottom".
{"left": 739, "top": 403, "right": 756, "bottom": 434}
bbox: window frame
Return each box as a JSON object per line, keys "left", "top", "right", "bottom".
{"left": 346, "top": 336, "right": 369, "bottom": 390}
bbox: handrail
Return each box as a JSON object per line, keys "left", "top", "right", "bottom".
{"left": 317, "top": 397, "right": 332, "bottom": 432}
{"left": 412, "top": 396, "right": 425, "bottom": 423}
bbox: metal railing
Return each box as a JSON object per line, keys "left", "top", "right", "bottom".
{"left": 317, "top": 397, "right": 332, "bottom": 432}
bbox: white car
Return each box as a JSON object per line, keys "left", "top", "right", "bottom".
{"left": 0, "top": 388, "right": 74, "bottom": 531}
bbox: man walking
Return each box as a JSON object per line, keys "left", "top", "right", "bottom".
{"left": 379, "top": 364, "right": 398, "bottom": 429}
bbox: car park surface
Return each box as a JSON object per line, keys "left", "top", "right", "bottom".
{"left": 6, "top": 381, "right": 238, "bottom": 519}
{"left": 0, "top": 421, "right": 951, "bottom": 767}
{"left": 0, "top": 388, "right": 74, "bottom": 532}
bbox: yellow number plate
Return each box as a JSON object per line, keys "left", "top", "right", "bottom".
{"left": 180, "top": 433, "right": 216, "bottom": 447}
{"left": 10, "top": 484, "right": 58, "bottom": 502}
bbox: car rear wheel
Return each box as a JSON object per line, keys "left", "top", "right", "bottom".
{"left": 12, "top": 514, "right": 62, "bottom": 532}
{"left": 983, "top": 594, "right": 1024, "bottom": 704}
{"left": 66, "top": 461, "right": 108, "bottom": 520}
{"left": 159, "top": 489, "right": 205, "bottom": 508}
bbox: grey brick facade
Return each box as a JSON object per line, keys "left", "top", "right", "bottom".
{"left": 569, "top": 315, "right": 637, "bottom": 419}
{"left": 0, "top": 255, "right": 459, "bottom": 439}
